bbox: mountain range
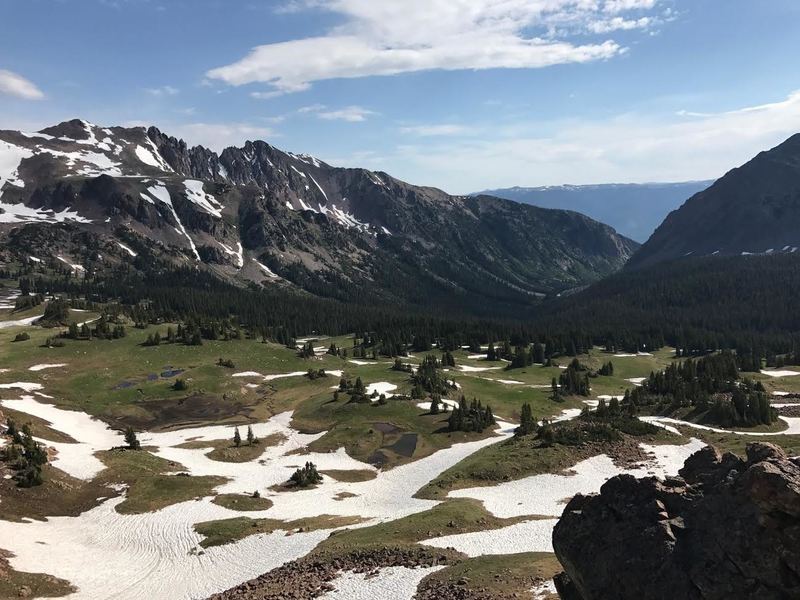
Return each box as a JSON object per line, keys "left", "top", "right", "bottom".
{"left": 628, "top": 134, "right": 800, "bottom": 269}
{"left": 476, "top": 181, "right": 713, "bottom": 243}
{"left": 0, "top": 120, "right": 637, "bottom": 317}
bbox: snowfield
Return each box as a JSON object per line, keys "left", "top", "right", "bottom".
{"left": 0, "top": 377, "right": 723, "bottom": 599}
{"left": 760, "top": 369, "right": 800, "bottom": 378}
{"left": 320, "top": 566, "right": 444, "bottom": 599}
{"left": 447, "top": 438, "right": 706, "bottom": 519}
{"left": 0, "top": 391, "right": 516, "bottom": 599}
{"left": 424, "top": 438, "right": 706, "bottom": 558}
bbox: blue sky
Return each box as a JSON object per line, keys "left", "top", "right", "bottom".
{"left": 2, "top": 0, "right": 800, "bottom": 193}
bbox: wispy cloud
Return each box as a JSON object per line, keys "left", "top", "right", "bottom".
{"left": 400, "top": 124, "right": 472, "bottom": 136}
{"left": 354, "top": 90, "right": 800, "bottom": 194}
{"left": 295, "top": 104, "right": 376, "bottom": 122}
{"left": 0, "top": 69, "right": 44, "bottom": 100}
{"left": 145, "top": 85, "right": 179, "bottom": 97}
{"left": 207, "top": 0, "right": 665, "bottom": 96}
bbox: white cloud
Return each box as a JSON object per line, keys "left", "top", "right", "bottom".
{"left": 340, "top": 90, "right": 800, "bottom": 194}
{"left": 316, "top": 105, "right": 375, "bottom": 122}
{"left": 400, "top": 124, "right": 472, "bottom": 137}
{"left": 588, "top": 16, "right": 651, "bottom": 33}
{"left": 296, "top": 104, "right": 376, "bottom": 122}
{"left": 145, "top": 85, "right": 179, "bottom": 96}
{"left": 207, "top": 0, "right": 665, "bottom": 95}
{"left": 0, "top": 69, "right": 44, "bottom": 100}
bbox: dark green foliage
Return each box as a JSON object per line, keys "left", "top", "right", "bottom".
{"left": 532, "top": 254, "right": 800, "bottom": 357}
{"left": 598, "top": 361, "right": 614, "bottom": 376}
{"left": 628, "top": 352, "right": 776, "bottom": 427}
{"left": 12, "top": 332, "right": 30, "bottom": 342}
{"left": 515, "top": 403, "right": 536, "bottom": 437}
{"left": 411, "top": 355, "right": 452, "bottom": 396}
{"left": 246, "top": 425, "right": 256, "bottom": 446}
{"left": 305, "top": 369, "right": 328, "bottom": 380}
{"left": 124, "top": 426, "right": 141, "bottom": 450}
{"left": 392, "top": 358, "right": 414, "bottom": 373}
{"left": 40, "top": 298, "right": 70, "bottom": 326}
{"left": 430, "top": 395, "right": 441, "bottom": 415}
{"left": 217, "top": 358, "right": 236, "bottom": 368}
{"left": 172, "top": 378, "right": 188, "bottom": 391}
{"left": 233, "top": 427, "right": 242, "bottom": 447}
{"left": 441, "top": 351, "right": 456, "bottom": 367}
{"left": 298, "top": 341, "right": 315, "bottom": 358}
{"left": 290, "top": 461, "right": 322, "bottom": 487}
{"left": 447, "top": 396, "right": 495, "bottom": 433}
{"left": 1, "top": 421, "right": 48, "bottom": 487}
{"left": 559, "top": 358, "right": 590, "bottom": 396}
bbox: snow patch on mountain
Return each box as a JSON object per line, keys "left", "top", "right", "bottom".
{"left": 0, "top": 141, "right": 34, "bottom": 197}
{"left": 308, "top": 173, "right": 328, "bottom": 201}
{"left": 0, "top": 199, "right": 91, "bottom": 224}
{"left": 218, "top": 241, "right": 244, "bottom": 268}
{"left": 290, "top": 165, "right": 307, "bottom": 179}
{"left": 116, "top": 242, "right": 137, "bottom": 258}
{"left": 145, "top": 183, "right": 200, "bottom": 261}
{"left": 184, "top": 180, "right": 223, "bottom": 218}
{"left": 135, "top": 145, "right": 164, "bottom": 169}
{"left": 255, "top": 260, "right": 278, "bottom": 278}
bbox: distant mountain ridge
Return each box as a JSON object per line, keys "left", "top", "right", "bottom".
{"left": 628, "top": 134, "right": 800, "bottom": 269}
{"left": 0, "top": 119, "right": 638, "bottom": 317}
{"left": 476, "top": 181, "right": 713, "bottom": 242}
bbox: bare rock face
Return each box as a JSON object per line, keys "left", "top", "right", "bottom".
{"left": 552, "top": 442, "right": 800, "bottom": 600}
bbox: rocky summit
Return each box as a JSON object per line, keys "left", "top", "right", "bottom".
{"left": 0, "top": 119, "right": 637, "bottom": 317}
{"left": 552, "top": 442, "right": 800, "bottom": 600}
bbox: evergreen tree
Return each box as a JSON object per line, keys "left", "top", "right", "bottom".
{"left": 516, "top": 403, "right": 536, "bottom": 436}
{"left": 124, "top": 426, "right": 141, "bottom": 450}
{"left": 233, "top": 427, "right": 241, "bottom": 447}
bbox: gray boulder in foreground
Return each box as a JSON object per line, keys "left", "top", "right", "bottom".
{"left": 553, "top": 442, "right": 800, "bottom": 600}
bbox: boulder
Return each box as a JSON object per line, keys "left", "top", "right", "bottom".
{"left": 553, "top": 442, "right": 800, "bottom": 600}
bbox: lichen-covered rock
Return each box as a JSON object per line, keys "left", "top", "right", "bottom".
{"left": 553, "top": 442, "right": 800, "bottom": 600}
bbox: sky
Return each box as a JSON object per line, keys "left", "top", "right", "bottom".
{"left": 2, "top": 0, "right": 800, "bottom": 194}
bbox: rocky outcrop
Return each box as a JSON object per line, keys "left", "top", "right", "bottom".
{"left": 553, "top": 442, "right": 800, "bottom": 600}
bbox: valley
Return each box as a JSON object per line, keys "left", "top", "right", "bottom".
{"left": 1, "top": 289, "right": 799, "bottom": 599}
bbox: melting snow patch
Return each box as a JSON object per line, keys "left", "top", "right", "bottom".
{"left": 29, "top": 363, "right": 67, "bottom": 372}
{"left": 145, "top": 183, "right": 200, "bottom": 261}
{"left": 218, "top": 241, "right": 244, "bottom": 268}
{"left": 320, "top": 566, "right": 444, "bottom": 599}
{"left": 135, "top": 145, "right": 164, "bottom": 169}
{"left": 0, "top": 316, "right": 39, "bottom": 329}
{"left": 255, "top": 260, "right": 278, "bottom": 278}
{"left": 642, "top": 416, "right": 800, "bottom": 436}
{"left": 760, "top": 369, "right": 800, "bottom": 378}
{"left": 449, "top": 438, "right": 706, "bottom": 519}
{"left": 0, "top": 140, "right": 33, "bottom": 196}
{"left": 185, "top": 180, "right": 223, "bottom": 218}
{"left": 422, "top": 519, "right": 557, "bottom": 556}
{"left": 365, "top": 382, "right": 397, "bottom": 398}
{"left": 116, "top": 242, "right": 137, "bottom": 257}
{"left": 458, "top": 365, "right": 502, "bottom": 373}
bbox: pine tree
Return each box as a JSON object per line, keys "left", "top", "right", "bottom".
{"left": 124, "top": 426, "right": 141, "bottom": 450}
{"left": 247, "top": 425, "right": 256, "bottom": 445}
{"left": 430, "top": 395, "right": 441, "bottom": 415}
{"left": 516, "top": 403, "right": 536, "bottom": 436}
{"left": 233, "top": 427, "right": 241, "bottom": 447}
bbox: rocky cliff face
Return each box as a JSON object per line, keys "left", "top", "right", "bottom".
{"left": 553, "top": 442, "right": 800, "bottom": 600}
{"left": 0, "top": 119, "right": 638, "bottom": 316}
